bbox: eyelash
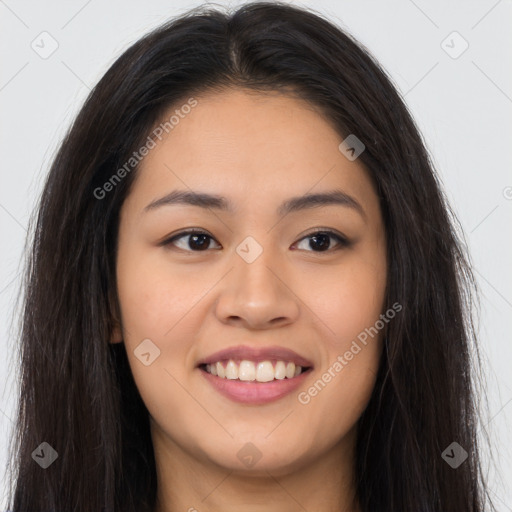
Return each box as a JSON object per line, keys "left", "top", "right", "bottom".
{"left": 160, "top": 227, "right": 351, "bottom": 253}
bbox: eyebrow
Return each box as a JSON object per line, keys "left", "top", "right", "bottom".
{"left": 143, "top": 189, "right": 366, "bottom": 219}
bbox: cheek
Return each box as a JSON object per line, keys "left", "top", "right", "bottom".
{"left": 296, "top": 278, "right": 384, "bottom": 447}
{"left": 300, "top": 254, "right": 386, "bottom": 344}
{"left": 115, "top": 254, "right": 204, "bottom": 395}
{"left": 292, "top": 251, "right": 385, "bottom": 429}
{"left": 116, "top": 251, "right": 207, "bottom": 338}
{"left": 298, "top": 348, "right": 380, "bottom": 445}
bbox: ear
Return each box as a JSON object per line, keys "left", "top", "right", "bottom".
{"left": 109, "top": 320, "right": 123, "bottom": 344}
{"left": 108, "top": 287, "right": 123, "bottom": 344}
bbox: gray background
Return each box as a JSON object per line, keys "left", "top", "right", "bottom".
{"left": 1, "top": 0, "right": 511, "bottom": 509}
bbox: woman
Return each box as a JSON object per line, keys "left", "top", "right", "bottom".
{"left": 5, "top": 2, "right": 494, "bottom": 511}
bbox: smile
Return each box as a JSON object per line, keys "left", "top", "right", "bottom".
{"left": 199, "top": 361, "right": 313, "bottom": 404}
{"left": 202, "top": 359, "right": 308, "bottom": 382}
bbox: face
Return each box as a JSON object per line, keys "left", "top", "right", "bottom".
{"left": 111, "top": 88, "right": 387, "bottom": 476}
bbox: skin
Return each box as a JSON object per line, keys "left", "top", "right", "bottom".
{"left": 110, "top": 88, "right": 387, "bottom": 512}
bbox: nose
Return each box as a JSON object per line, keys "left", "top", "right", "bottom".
{"left": 214, "top": 243, "right": 300, "bottom": 330}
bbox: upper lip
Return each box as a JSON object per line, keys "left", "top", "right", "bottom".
{"left": 197, "top": 345, "right": 314, "bottom": 368}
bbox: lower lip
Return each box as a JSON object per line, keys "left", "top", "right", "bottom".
{"left": 199, "top": 367, "right": 312, "bottom": 404}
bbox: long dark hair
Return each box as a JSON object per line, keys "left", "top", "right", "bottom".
{"left": 5, "top": 2, "right": 494, "bottom": 510}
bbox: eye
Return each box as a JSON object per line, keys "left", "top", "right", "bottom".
{"left": 161, "top": 228, "right": 350, "bottom": 253}
{"left": 162, "top": 229, "right": 221, "bottom": 252}
{"left": 292, "top": 230, "right": 350, "bottom": 253}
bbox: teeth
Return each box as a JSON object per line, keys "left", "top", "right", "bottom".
{"left": 225, "top": 360, "right": 238, "bottom": 380}
{"left": 216, "top": 362, "right": 225, "bottom": 378}
{"left": 204, "top": 359, "right": 306, "bottom": 382}
{"left": 256, "top": 361, "right": 274, "bottom": 382}
{"left": 274, "top": 361, "right": 286, "bottom": 380}
{"left": 239, "top": 360, "right": 255, "bottom": 381}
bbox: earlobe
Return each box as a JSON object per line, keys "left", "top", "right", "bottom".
{"left": 108, "top": 289, "right": 123, "bottom": 343}
{"left": 109, "top": 322, "right": 123, "bottom": 344}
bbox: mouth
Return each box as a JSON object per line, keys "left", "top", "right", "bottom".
{"left": 196, "top": 345, "right": 314, "bottom": 404}
{"left": 199, "top": 359, "right": 312, "bottom": 382}
{"left": 198, "top": 359, "right": 313, "bottom": 405}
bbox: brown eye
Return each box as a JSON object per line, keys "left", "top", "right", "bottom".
{"left": 293, "top": 230, "right": 350, "bottom": 252}
{"left": 162, "top": 230, "right": 221, "bottom": 252}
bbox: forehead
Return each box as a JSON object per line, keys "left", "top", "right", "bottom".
{"left": 127, "top": 88, "right": 378, "bottom": 216}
